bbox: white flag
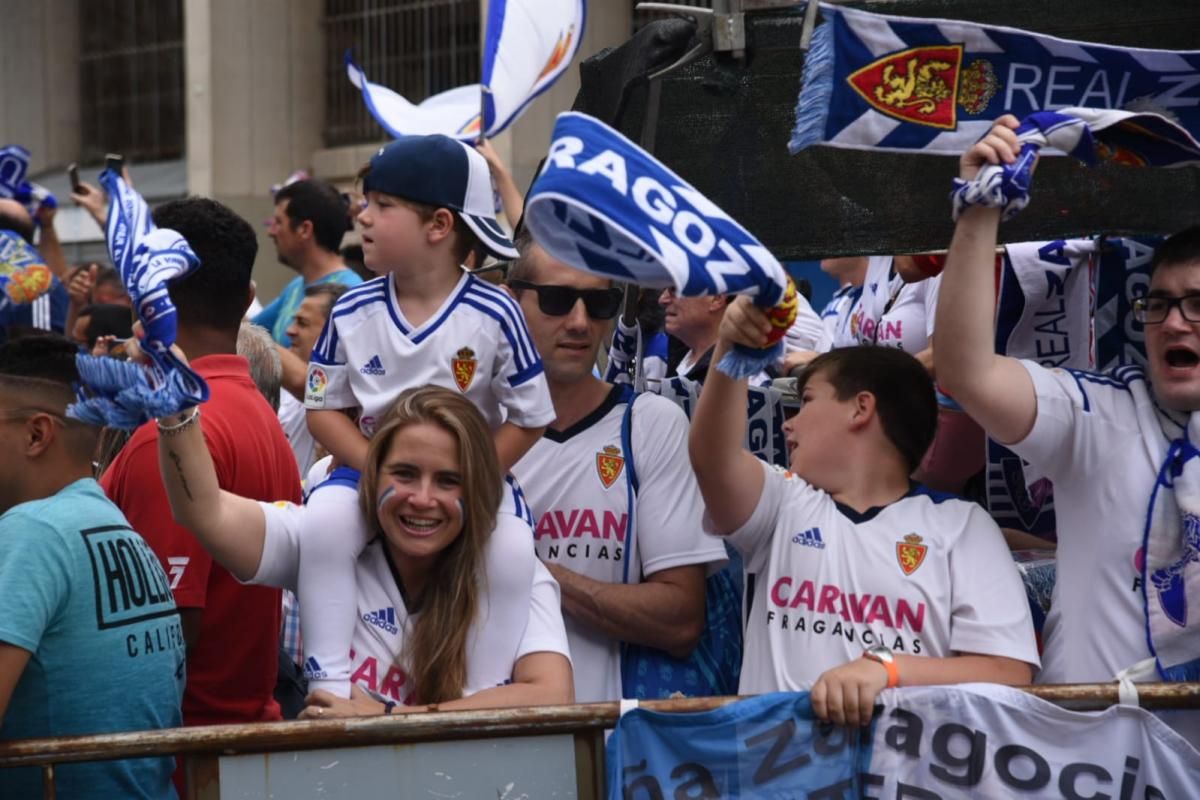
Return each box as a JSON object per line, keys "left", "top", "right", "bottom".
{"left": 347, "top": 0, "right": 585, "bottom": 141}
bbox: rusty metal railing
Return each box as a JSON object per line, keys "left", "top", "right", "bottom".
{"left": 3, "top": 684, "right": 1198, "bottom": 798}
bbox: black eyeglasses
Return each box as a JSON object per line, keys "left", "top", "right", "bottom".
{"left": 509, "top": 280, "right": 623, "bottom": 320}
{"left": 1132, "top": 294, "right": 1200, "bottom": 324}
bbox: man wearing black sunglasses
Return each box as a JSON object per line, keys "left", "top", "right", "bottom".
{"left": 507, "top": 237, "right": 729, "bottom": 703}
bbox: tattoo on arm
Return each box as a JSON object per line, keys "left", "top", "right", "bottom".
{"left": 167, "top": 450, "right": 193, "bottom": 502}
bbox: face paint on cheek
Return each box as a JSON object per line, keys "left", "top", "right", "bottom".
{"left": 376, "top": 484, "right": 397, "bottom": 515}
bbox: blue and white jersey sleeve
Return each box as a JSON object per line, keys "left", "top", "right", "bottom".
{"left": 714, "top": 461, "right": 814, "bottom": 574}
{"left": 1010, "top": 361, "right": 1141, "bottom": 482}
{"left": 304, "top": 309, "right": 356, "bottom": 411}
{"left": 468, "top": 281, "right": 555, "bottom": 429}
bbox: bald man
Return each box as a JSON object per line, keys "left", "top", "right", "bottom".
{"left": 0, "top": 336, "right": 184, "bottom": 798}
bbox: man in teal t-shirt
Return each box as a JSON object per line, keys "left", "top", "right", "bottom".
{"left": 255, "top": 179, "right": 362, "bottom": 347}
{"left": 0, "top": 337, "right": 183, "bottom": 799}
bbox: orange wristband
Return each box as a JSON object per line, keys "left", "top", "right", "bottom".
{"left": 864, "top": 651, "right": 899, "bottom": 688}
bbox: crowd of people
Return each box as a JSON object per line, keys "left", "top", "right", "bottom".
{"left": 0, "top": 114, "right": 1196, "bottom": 798}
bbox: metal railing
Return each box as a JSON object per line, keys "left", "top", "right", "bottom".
{"left": 2, "top": 683, "right": 1198, "bottom": 798}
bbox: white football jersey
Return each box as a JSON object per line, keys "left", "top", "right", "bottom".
{"left": 820, "top": 284, "right": 863, "bottom": 351}
{"left": 850, "top": 256, "right": 939, "bottom": 354}
{"left": 255, "top": 500, "right": 569, "bottom": 703}
{"left": 514, "top": 388, "right": 728, "bottom": 702}
{"left": 726, "top": 461, "right": 1039, "bottom": 695}
{"left": 278, "top": 392, "right": 320, "bottom": 480}
{"left": 305, "top": 271, "right": 555, "bottom": 436}
{"left": 1011, "top": 361, "right": 1165, "bottom": 683}
{"left": 781, "top": 290, "right": 832, "bottom": 354}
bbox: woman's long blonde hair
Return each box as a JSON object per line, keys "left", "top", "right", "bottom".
{"left": 358, "top": 385, "right": 501, "bottom": 704}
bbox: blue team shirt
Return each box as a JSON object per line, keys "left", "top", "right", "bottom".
{"left": 0, "top": 276, "right": 68, "bottom": 342}
{"left": 0, "top": 479, "right": 184, "bottom": 799}
{"left": 254, "top": 268, "right": 362, "bottom": 346}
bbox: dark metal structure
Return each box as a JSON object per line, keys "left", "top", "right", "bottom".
{"left": 575, "top": 1, "right": 1200, "bottom": 259}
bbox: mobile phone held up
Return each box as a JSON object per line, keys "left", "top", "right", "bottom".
{"left": 67, "top": 163, "right": 84, "bottom": 195}
{"left": 105, "top": 153, "right": 124, "bottom": 176}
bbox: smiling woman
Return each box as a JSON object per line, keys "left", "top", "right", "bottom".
{"left": 155, "top": 383, "right": 573, "bottom": 716}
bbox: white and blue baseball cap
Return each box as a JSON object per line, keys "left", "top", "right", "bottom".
{"left": 362, "top": 134, "right": 517, "bottom": 259}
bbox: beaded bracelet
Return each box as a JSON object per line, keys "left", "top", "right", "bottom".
{"left": 156, "top": 407, "right": 200, "bottom": 436}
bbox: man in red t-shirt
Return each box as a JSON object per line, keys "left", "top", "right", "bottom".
{"left": 100, "top": 198, "right": 301, "bottom": 794}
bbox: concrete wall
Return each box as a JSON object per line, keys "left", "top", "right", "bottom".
{"left": 185, "top": 0, "right": 324, "bottom": 301}
{"left": 0, "top": 0, "right": 633, "bottom": 306}
{"left": 0, "top": 0, "right": 81, "bottom": 173}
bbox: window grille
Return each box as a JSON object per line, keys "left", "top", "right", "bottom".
{"left": 324, "top": 0, "right": 481, "bottom": 147}
{"left": 80, "top": 0, "right": 185, "bottom": 162}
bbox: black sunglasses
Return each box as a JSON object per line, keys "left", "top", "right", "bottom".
{"left": 510, "top": 280, "right": 623, "bottom": 320}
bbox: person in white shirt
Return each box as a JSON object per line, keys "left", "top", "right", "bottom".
{"left": 690, "top": 304, "right": 1038, "bottom": 727}
{"left": 817, "top": 256, "right": 867, "bottom": 349}
{"left": 508, "top": 237, "right": 729, "bottom": 702}
{"left": 850, "top": 255, "right": 941, "bottom": 371}
{"left": 935, "top": 116, "right": 1200, "bottom": 740}
{"left": 660, "top": 282, "right": 828, "bottom": 385}
{"left": 154, "top": 382, "right": 573, "bottom": 716}
{"left": 276, "top": 283, "right": 348, "bottom": 479}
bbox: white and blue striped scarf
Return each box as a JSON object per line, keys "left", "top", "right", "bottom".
{"left": 69, "top": 171, "right": 209, "bottom": 429}
{"left": 791, "top": 4, "right": 1200, "bottom": 156}
{"left": 950, "top": 108, "right": 1200, "bottom": 223}
{"left": 525, "top": 112, "right": 796, "bottom": 379}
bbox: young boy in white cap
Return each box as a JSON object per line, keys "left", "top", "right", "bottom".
{"left": 298, "top": 135, "right": 555, "bottom": 699}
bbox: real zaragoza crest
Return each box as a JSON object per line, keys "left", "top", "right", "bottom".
{"left": 848, "top": 45, "right": 964, "bottom": 129}
{"left": 595, "top": 444, "right": 624, "bottom": 489}
{"left": 452, "top": 346, "right": 477, "bottom": 392}
{"left": 896, "top": 533, "right": 928, "bottom": 576}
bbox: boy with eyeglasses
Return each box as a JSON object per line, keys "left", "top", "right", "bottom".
{"left": 298, "top": 134, "right": 555, "bottom": 700}
{"left": 936, "top": 115, "right": 1200, "bottom": 743}
{"left": 508, "top": 234, "right": 729, "bottom": 703}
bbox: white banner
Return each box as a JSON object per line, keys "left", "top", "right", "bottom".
{"left": 867, "top": 684, "right": 1200, "bottom": 799}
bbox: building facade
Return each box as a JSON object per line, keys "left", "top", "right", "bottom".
{"left": 0, "top": 0, "right": 639, "bottom": 299}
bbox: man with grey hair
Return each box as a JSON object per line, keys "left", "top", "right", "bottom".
{"left": 237, "top": 323, "right": 282, "bottom": 412}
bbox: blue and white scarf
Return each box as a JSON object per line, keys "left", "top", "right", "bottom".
{"left": 951, "top": 108, "right": 1200, "bottom": 221}
{"left": 791, "top": 4, "right": 1200, "bottom": 156}
{"left": 1117, "top": 369, "right": 1200, "bottom": 682}
{"left": 0, "top": 144, "right": 56, "bottom": 221}
{"left": 525, "top": 111, "right": 795, "bottom": 378}
{"left": 68, "top": 170, "right": 209, "bottom": 429}
{"left": 987, "top": 239, "right": 1095, "bottom": 538}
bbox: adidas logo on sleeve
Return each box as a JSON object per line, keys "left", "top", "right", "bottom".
{"left": 362, "top": 607, "right": 399, "bottom": 634}
{"left": 791, "top": 527, "right": 825, "bottom": 549}
{"left": 360, "top": 355, "right": 386, "bottom": 376}
{"left": 303, "top": 656, "right": 328, "bottom": 679}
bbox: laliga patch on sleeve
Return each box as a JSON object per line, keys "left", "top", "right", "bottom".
{"left": 306, "top": 366, "right": 329, "bottom": 408}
